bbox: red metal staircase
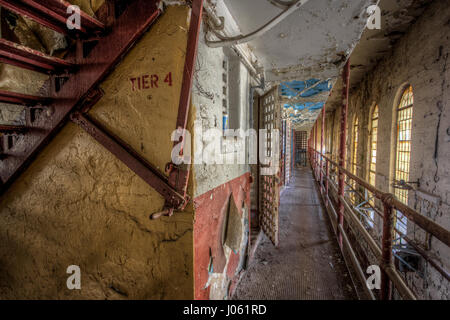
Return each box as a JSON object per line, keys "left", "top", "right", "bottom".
{"left": 0, "top": 0, "right": 204, "bottom": 216}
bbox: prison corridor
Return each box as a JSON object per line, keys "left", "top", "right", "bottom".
{"left": 233, "top": 166, "right": 357, "bottom": 300}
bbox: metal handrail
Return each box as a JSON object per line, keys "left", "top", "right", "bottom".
{"left": 311, "top": 149, "right": 450, "bottom": 247}
{"left": 308, "top": 147, "right": 450, "bottom": 300}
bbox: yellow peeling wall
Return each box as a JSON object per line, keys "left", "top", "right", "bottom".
{"left": 0, "top": 6, "right": 193, "bottom": 299}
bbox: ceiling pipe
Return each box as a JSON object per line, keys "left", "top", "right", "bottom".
{"left": 205, "top": 0, "right": 310, "bottom": 48}
{"left": 267, "top": 0, "right": 297, "bottom": 9}
{"left": 203, "top": 1, "right": 262, "bottom": 83}
{"left": 283, "top": 79, "right": 331, "bottom": 104}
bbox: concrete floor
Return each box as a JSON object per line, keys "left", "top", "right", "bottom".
{"left": 233, "top": 166, "right": 357, "bottom": 300}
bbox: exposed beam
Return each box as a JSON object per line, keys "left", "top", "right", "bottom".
{"left": 0, "top": 125, "right": 27, "bottom": 133}
{"left": 337, "top": 60, "right": 350, "bottom": 251}
{"left": 0, "top": 38, "right": 74, "bottom": 74}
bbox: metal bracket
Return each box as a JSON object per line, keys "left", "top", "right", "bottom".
{"left": 0, "top": 0, "right": 106, "bottom": 38}
{"left": 0, "top": 0, "right": 162, "bottom": 195}
{"left": 70, "top": 112, "right": 187, "bottom": 210}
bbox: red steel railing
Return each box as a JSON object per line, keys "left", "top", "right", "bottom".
{"left": 308, "top": 147, "right": 450, "bottom": 300}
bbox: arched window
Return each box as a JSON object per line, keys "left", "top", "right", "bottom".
{"left": 351, "top": 116, "right": 359, "bottom": 176}
{"left": 394, "top": 85, "right": 414, "bottom": 238}
{"left": 368, "top": 106, "right": 379, "bottom": 186}
{"left": 394, "top": 86, "right": 414, "bottom": 205}
{"left": 350, "top": 116, "right": 359, "bottom": 202}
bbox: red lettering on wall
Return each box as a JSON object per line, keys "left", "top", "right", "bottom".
{"left": 164, "top": 72, "right": 173, "bottom": 87}
{"left": 130, "top": 78, "right": 137, "bottom": 91}
{"left": 142, "top": 75, "right": 150, "bottom": 89}
{"left": 130, "top": 72, "right": 172, "bottom": 92}
{"left": 151, "top": 74, "right": 159, "bottom": 88}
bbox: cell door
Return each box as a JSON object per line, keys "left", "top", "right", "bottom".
{"left": 259, "top": 86, "right": 281, "bottom": 246}
{"left": 295, "top": 131, "right": 308, "bottom": 166}
{"left": 285, "top": 121, "right": 291, "bottom": 184}
{"left": 280, "top": 120, "right": 286, "bottom": 187}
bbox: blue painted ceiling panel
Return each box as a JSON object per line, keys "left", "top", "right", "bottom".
{"left": 281, "top": 78, "right": 331, "bottom": 98}
{"left": 283, "top": 102, "right": 324, "bottom": 111}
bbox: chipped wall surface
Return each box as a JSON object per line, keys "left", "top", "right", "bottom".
{"left": 193, "top": 173, "right": 251, "bottom": 300}
{"left": 192, "top": 25, "right": 251, "bottom": 198}
{"left": 0, "top": 6, "right": 194, "bottom": 299}
{"left": 191, "top": 23, "right": 255, "bottom": 300}
{"left": 0, "top": 7, "right": 66, "bottom": 125}
{"left": 325, "top": 0, "right": 450, "bottom": 299}
{"left": 224, "top": 0, "right": 376, "bottom": 82}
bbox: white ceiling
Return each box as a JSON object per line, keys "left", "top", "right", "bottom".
{"left": 217, "top": 0, "right": 430, "bottom": 129}
{"left": 326, "top": 0, "right": 433, "bottom": 113}
{"left": 223, "top": 0, "right": 377, "bottom": 82}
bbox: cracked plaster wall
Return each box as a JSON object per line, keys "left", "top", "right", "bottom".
{"left": 324, "top": 0, "right": 450, "bottom": 299}
{"left": 191, "top": 24, "right": 252, "bottom": 198}
{"left": 191, "top": 23, "right": 255, "bottom": 300}
{"left": 0, "top": 6, "right": 194, "bottom": 299}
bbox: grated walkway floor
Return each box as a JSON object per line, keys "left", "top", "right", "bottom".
{"left": 233, "top": 166, "right": 357, "bottom": 300}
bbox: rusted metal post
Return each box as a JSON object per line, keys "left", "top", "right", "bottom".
{"left": 292, "top": 129, "right": 295, "bottom": 170}
{"left": 320, "top": 103, "right": 325, "bottom": 192}
{"left": 312, "top": 126, "right": 314, "bottom": 167}
{"left": 380, "top": 197, "right": 394, "bottom": 300}
{"left": 168, "top": 0, "right": 204, "bottom": 200}
{"left": 314, "top": 120, "right": 318, "bottom": 178}
{"left": 325, "top": 159, "right": 329, "bottom": 207}
{"left": 309, "top": 125, "right": 314, "bottom": 168}
{"left": 309, "top": 132, "right": 312, "bottom": 165}
{"left": 337, "top": 60, "right": 350, "bottom": 247}
{"left": 314, "top": 122, "right": 317, "bottom": 177}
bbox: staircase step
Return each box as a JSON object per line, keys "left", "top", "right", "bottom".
{"left": 0, "top": 90, "right": 50, "bottom": 106}
{"left": 0, "top": 38, "right": 75, "bottom": 74}
{"left": 0, "top": 0, "right": 105, "bottom": 37}
{"left": 0, "top": 125, "right": 27, "bottom": 133}
{"left": 0, "top": 0, "right": 161, "bottom": 193}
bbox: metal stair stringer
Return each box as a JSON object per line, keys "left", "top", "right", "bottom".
{"left": 0, "top": 0, "right": 162, "bottom": 194}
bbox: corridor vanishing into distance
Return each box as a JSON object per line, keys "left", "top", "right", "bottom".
{"left": 0, "top": 0, "right": 449, "bottom": 302}
{"left": 234, "top": 167, "right": 356, "bottom": 300}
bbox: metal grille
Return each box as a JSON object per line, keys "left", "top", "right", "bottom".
{"left": 259, "top": 87, "right": 280, "bottom": 246}
{"left": 295, "top": 131, "right": 307, "bottom": 166}
{"left": 394, "top": 85, "right": 414, "bottom": 238}
{"left": 394, "top": 86, "right": 414, "bottom": 205}
{"left": 369, "top": 106, "right": 379, "bottom": 186}
{"left": 296, "top": 131, "right": 307, "bottom": 149}
{"left": 350, "top": 116, "right": 359, "bottom": 202}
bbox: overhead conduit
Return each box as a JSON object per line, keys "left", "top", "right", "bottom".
{"left": 205, "top": 0, "right": 310, "bottom": 48}
{"left": 267, "top": 0, "right": 297, "bottom": 10}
